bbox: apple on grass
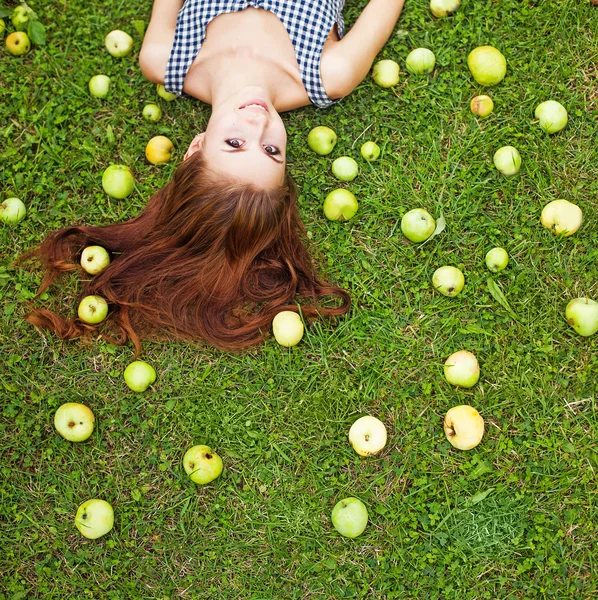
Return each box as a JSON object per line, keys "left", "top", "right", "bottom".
{"left": 0, "top": 19, "right": 5, "bottom": 37}
{"left": 75, "top": 499, "right": 114, "bottom": 539}
{"left": 105, "top": 30, "right": 133, "bottom": 57}
{"left": 54, "top": 403, "right": 95, "bottom": 442}
{"left": 124, "top": 360, "right": 156, "bottom": 392}
{"left": 541, "top": 200, "right": 582, "bottom": 236}
{"left": 331, "top": 497, "right": 368, "bottom": 538}
{"left": 146, "top": 135, "right": 174, "bottom": 165}
{"left": 485, "top": 247, "right": 509, "bottom": 273}
{"left": 272, "top": 311, "right": 304, "bottom": 347}
{"left": 444, "top": 405, "right": 485, "bottom": 450}
{"left": 433, "top": 266, "right": 464, "bottom": 297}
{"left": 323, "top": 189, "right": 358, "bottom": 221}
{"left": 360, "top": 141, "right": 380, "bottom": 162}
{"left": 535, "top": 100, "right": 568, "bottom": 134}
{"left": 444, "top": 350, "right": 480, "bottom": 388}
{"left": 405, "top": 48, "right": 436, "bottom": 75}
{"left": 11, "top": 6, "right": 29, "bottom": 30}
{"left": 1, "top": 197, "right": 26, "bottom": 224}
{"left": 157, "top": 84, "right": 177, "bottom": 102}
{"left": 372, "top": 60, "right": 400, "bottom": 88}
{"left": 183, "top": 445, "right": 223, "bottom": 484}
{"left": 307, "top": 126, "right": 337, "bottom": 155}
{"left": 102, "top": 164, "right": 135, "bottom": 199}
{"left": 566, "top": 298, "right": 598, "bottom": 337}
{"left": 77, "top": 295, "right": 109, "bottom": 324}
{"left": 88, "top": 75, "right": 111, "bottom": 99}
{"left": 493, "top": 146, "right": 521, "bottom": 176}
{"left": 430, "top": 0, "right": 460, "bottom": 17}
{"left": 80, "top": 246, "right": 110, "bottom": 275}
{"left": 467, "top": 46, "right": 507, "bottom": 86}
{"left": 142, "top": 103, "right": 162, "bottom": 122}
{"left": 401, "top": 208, "right": 436, "bottom": 243}
{"left": 348, "top": 416, "right": 387, "bottom": 456}
{"left": 471, "top": 95, "right": 494, "bottom": 117}
{"left": 331, "top": 157, "right": 359, "bottom": 182}
{"left": 6, "top": 31, "right": 30, "bottom": 55}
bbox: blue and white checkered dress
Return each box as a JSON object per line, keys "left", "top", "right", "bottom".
{"left": 164, "top": 0, "right": 346, "bottom": 108}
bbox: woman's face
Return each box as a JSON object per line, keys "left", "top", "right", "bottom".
{"left": 187, "top": 87, "right": 287, "bottom": 189}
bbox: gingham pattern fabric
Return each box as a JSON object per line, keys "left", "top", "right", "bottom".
{"left": 164, "top": 0, "right": 345, "bottom": 108}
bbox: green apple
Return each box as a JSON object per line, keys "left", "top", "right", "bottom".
{"left": 272, "top": 311, "right": 304, "bottom": 347}
{"left": 360, "top": 141, "right": 380, "bottom": 162}
{"left": 535, "top": 100, "right": 568, "bottom": 134}
{"left": 102, "top": 164, "right": 135, "bottom": 199}
{"left": 565, "top": 298, "right": 598, "bottom": 337}
{"left": 401, "top": 208, "right": 436, "bottom": 243}
{"left": 0, "top": 19, "right": 5, "bottom": 38}
{"left": 307, "top": 126, "right": 337, "bottom": 156}
{"left": 372, "top": 59, "right": 400, "bottom": 88}
{"left": 485, "top": 247, "right": 509, "bottom": 272}
{"left": 323, "top": 189, "right": 358, "bottom": 221}
{"left": 331, "top": 156, "right": 359, "bottom": 182}
{"left": 430, "top": 0, "right": 460, "bottom": 17}
{"left": 5, "top": 31, "right": 30, "bottom": 55}
{"left": 142, "top": 103, "right": 162, "bottom": 122}
{"left": 444, "top": 350, "right": 480, "bottom": 388}
{"left": 331, "top": 497, "right": 368, "bottom": 538}
{"left": 75, "top": 499, "right": 114, "bottom": 539}
{"left": 105, "top": 30, "right": 133, "bottom": 58}
{"left": 54, "top": 402, "right": 95, "bottom": 442}
{"left": 123, "top": 360, "right": 156, "bottom": 392}
{"left": 88, "top": 75, "right": 111, "bottom": 99}
{"left": 348, "top": 416, "right": 387, "bottom": 457}
{"left": 493, "top": 146, "right": 521, "bottom": 176}
{"left": 1, "top": 197, "right": 26, "bottom": 224}
{"left": 444, "top": 405, "right": 485, "bottom": 450}
{"left": 467, "top": 46, "right": 507, "bottom": 86}
{"left": 470, "top": 95, "right": 494, "bottom": 117}
{"left": 80, "top": 245, "right": 110, "bottom": 275}
{"left": 11, "top": 6, "right": 29, "bottom": 31}
{"left": 540, "top": 199, "right": 582, "bottom": 237}
{"left": 183, "top": 444, "right": 223, "bottom": 484}
{"left": 405, "top": 48, "right": 436, "bottom": 75}
{"left": 432, "top": 266, "right": 464, "bottom": 297}
{"left": 157, "top": 84, "right": 177, "bottom": 102}
{"left": 77, "top": 295, "right": 109, "bottom": 324}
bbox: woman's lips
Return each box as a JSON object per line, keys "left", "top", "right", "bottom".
{"left": 239, "top": 98, "right": 269, "bottom": 113}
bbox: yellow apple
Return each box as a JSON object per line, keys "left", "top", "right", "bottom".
{"left": 145, "top": 135, "right": 174, "bottom": 165}
{"left": 444, "top": 405, "right": 485, "bottom": 450}
{"left": 540, "top": 200, "right": 582, "bottom": 237}
{"left": 348, "top": 416, "right": 387, "bottom": 456}
{"left": 272, "top": 311, "right": 304, "bottom": 347}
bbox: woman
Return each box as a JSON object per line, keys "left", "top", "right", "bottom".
{"left": 25, "top": 0, "right": 405, "bottom": 353}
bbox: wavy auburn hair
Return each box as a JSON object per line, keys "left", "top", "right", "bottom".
{"left": 23, "top": 153, "right": 350, "bottom": 353}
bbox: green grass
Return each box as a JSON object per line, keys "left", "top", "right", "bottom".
{"left": 2, "top": 0, "right": 598, "bottom": 597}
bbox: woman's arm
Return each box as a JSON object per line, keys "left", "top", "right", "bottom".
{"left": 139, "top": 0, "right": 184, "bottom": 83}
{"left": 322, "top": 0, "right": 406, "bottom": 99}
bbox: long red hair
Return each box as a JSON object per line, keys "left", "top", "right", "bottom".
{"left": 23, "top": 153, "right": 350, "bottom": 353}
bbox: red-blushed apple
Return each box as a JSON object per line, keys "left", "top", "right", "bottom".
{"left": 145, "top": 135, "right": 174, "bottom": 165}
{"left": 430, "top": 0, "right": 460, "bottom": 17}
{"left": 405, "top": 48, "right": 436, "bottom": 75}
{"left": 123, "top": 360, "right": 156, "bottom": 392}
{"left": 157, "top": 84, "right": 177, "bottom": 101}
{"left": 142, "top": 103, "right": 162, "bottom": 122}
{"left": 467, "top": 46, "right": 507, "bottom": 86}
{"left": 470, "top": 95, "right": 494, "bottom": 117}
{"left": 6, "top": 31, "right": 30, "bottom": 55}
{"left": 272, "top": 311, "right": 304, "bottom": 347}
{"left": 485, "top": 247, "right": 509, "bottom": 273}
{"left": 102, "top": 164, "right": 135, "bottom": 199}
{"left": 540, "top": 200, "right": 582, "bottom": 236}
{"left": 88, "top": 75, "right": 111, "bottom": 98}
{"left": 183, "top": 445, "right": 223, "bottom": 484}
{"left": 444, "top": 350, "right": 480, "bottom": 388}
{"left": 75, "top": 499, "right": 114, "bottom": 539}
{"left": 54, "top": 402, "right": 95, "bottom": 442}
{"left": 307, "top": 126, "right": 337, "bottom": 155}
{"left": 493, "top": 146, "right": 521, "bottom": 176}
{"left": 0, "top": 197, "right": 26, "bottom": 224}
{"left": 432, "top": 266, "right": 464, "bottom": 297}
{"left": 401, "top": 208, "right": 436, "bottom": 243}
{"left": 331, "top": 156, "right": 359, "bottom": 182}
{"left": 331, "top": 497, "right": 368, "bottom": 538}
{"left": 80, "top": 246, "right": 110, "bottom": 275}
{"left": 323, "top": 189, "right": 358, "bottom": 221}
{"left": 372, "top": 59, "right": 400, "bottom": 88}
{"left": 348, "top": 416, "right": 387, "bottom": 456}
{"left": 360, "top": 141, "right": 380, "bottom": 162}
{"left": 77, "top": 295, "right": 109, "bottom": 324}
{"left": 535, "top": 100, "right": 568, "bottom": 134}
{"left": 105, "top": 30, "right": 133, "bottom": 57}
{"left": 565, "top": 298, "right": 598, "bottom": 337}
{"left": 444, "top": 405, "right": 485, "bottom": 450}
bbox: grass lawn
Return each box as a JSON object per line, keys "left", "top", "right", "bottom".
{"left": 2, "top": 0, "right": 598, "bottom": 597}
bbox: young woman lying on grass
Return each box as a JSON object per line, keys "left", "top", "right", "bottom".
{"left": 25, "top": 0, "right": 405, "bottom": 353}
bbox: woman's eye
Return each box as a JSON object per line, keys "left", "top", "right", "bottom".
{"left": 226, "top": 139, "right": 243, "bottom": 148}
{"left": 264, "top": 145, "right": 280, "bottom": 155}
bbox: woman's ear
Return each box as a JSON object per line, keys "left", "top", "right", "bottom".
{"left": 184, "top": 133, "right": 205, "bottom": 160}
